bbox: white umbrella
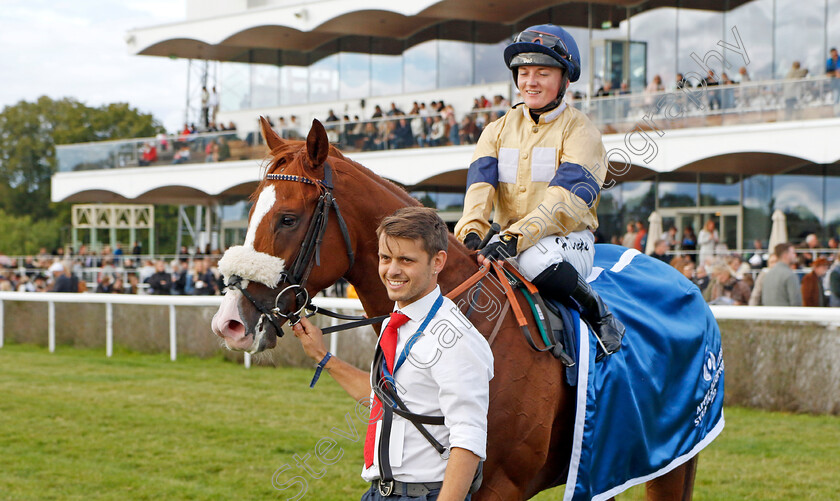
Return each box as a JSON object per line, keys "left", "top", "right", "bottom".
{"left": 767, "top": 209, "right": 788, "bottom": 251}
{"left": 645, "top": 210, "right": 664, "bottom": 255}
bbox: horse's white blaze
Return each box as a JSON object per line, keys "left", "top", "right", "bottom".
{"left": 216, "top": 184, "right": 287, "bottom": 288}
{"left": 245, "top": 185, "right": 276, "bottom": 248}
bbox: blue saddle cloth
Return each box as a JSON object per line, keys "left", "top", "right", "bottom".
{"left": 558, "top": 244, "right": 725, "bottom": 501}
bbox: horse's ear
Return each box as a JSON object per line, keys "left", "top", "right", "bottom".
{"left": 306, "top": 119, "right": 329, "bottom": 167}
{"left": 260, "top": 116, "right": 283, "bottom": 151}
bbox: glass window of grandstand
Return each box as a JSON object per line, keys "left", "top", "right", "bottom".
{"left": 629, "top": 4, "right": 676, "bottom": 94}
{"left": 438, "top": 21, "right": 473, "bottom": 89}
{"left": 742, "top": 174, "right": 773, "bottom": 249}
{"left": 370, "top": 37, "right": 403, "bottom": 98}
{"left": 724, "top": 0, "right": 773, "bottom": 81}
{"left": 404, "top": 32, "right": 438, "bottom": 94}
{"left": 772, "top": 165, "right": 825, "bottom": 243}
{"left": 620, "top": 180, "right": 656, "bottom": 228}
{"left": 250, "top": 64, "right": 280, "bottom": 109}
{"left": 699, "top": 173, "right": 740, "bottom": 207}
{"left": 586, "top": 3, "right": 629, "bottom": 93}
{"left": 438, "top": 40, "right": 473, "bottom": 88}
{"left": 658, "top": 171, "right": 697, "bottom": 208}
{"left": 309, "top": 52, "right": 339, "bottom": 103}
{"left": 220, "top": 62, "right": 251, "bottom": 112}
{"left": 279, "top": 65, "right": 308, "bottom": 106}
{"left": 473, "top": 22, "right": 510, "bottom": 85}
{"left": 596, "top": 184, "right": 623, "bottom": 243}
{"left": 411, "top": 190, "right": 465, "bottom": 213}
{"left": 339, "top": 48, "right": 371, "bottom": 101}
{"left": 826, "top": 168, "right": 840, "bottom": 245}
{"left": 566, "top": 26, "right": 590, "bottom": 97}
{"left": 831, "top": 2, "right": 840, "bottom": 59}
{"left": 698, "top": 172, "right": 741, "bottom": 251}
{"left": 773, "top": 0, "right": 824, "bottom": 79}
{"left": 676, "top": 8, "right": 723, "bottom": 88}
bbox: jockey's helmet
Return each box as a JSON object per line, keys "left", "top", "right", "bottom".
{"left": 504, "top": 24, "right": 581, "bottom": 82}
{"left": 504, "top": 24, "right": 581, "bottom": 111}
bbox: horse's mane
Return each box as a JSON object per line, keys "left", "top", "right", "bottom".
{"left": 328, "top": 148, "right": 421, "bottom": 208}
{"left": 252, "top": 139, "right": 421, "bottom": 209}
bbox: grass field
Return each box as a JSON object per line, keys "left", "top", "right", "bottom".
{"left": 1, "top": 344, "right": 838, "bottom": 500}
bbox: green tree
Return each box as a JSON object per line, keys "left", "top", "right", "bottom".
{"left": 0, "top": 209, "right": 64, "bottom": 255}
{"left": 0, "top": 97, "right": 164, "bottom": 253}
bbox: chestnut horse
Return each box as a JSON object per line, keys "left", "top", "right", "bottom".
{"left": 212, "top": 118, "right": 699, "bottom": 500}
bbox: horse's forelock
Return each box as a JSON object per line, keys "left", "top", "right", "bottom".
{"left": 252, "top": 141, "right": 306, "bottom": 202}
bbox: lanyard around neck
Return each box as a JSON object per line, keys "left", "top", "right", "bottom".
{"left": 382, "top": 294, "right": 444, "bottom": 384}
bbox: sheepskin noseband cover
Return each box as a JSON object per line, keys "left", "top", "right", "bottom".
{"left": 218, "top": 245, "right": 286, "bottom": 289}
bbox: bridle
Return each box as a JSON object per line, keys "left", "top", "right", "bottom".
{"left": 226, "top": 160, "right": 358, "bottom": 337}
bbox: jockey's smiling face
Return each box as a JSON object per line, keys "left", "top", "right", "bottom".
{"left": 517, "top": 66, "right": 564, "bottom": 109}
{"left": 378, "top": 234, "right": 446, "bottom": 309}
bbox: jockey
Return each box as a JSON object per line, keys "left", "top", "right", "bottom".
{"left": 454, "top": 24, "right": 625, "bottom": 359}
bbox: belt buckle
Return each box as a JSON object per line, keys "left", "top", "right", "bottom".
{"left": 377, "top": 479, "right": 395, "bottom": 497}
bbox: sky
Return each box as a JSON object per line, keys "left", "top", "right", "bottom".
{"left": 0, "top": 0, "right": 188, "bottom": 133}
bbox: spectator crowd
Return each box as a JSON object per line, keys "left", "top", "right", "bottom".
{"left": 629, "top": 221, "right": 840, "bottom": 307}
{"left": 0, "top": 244, "right": 223, "bottom": 296}
{"left": 3, "top": 228, "right": 840, "bottom": 308}
{"left": 121, "top": 47, "right": 840, "bottom": 172}
{"left": 256, "top": 95, "right": 510, "bottom": 153}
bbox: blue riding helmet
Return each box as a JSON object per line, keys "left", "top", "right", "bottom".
{"left": 504, "top": 24, "right": 581, "bottom": 83}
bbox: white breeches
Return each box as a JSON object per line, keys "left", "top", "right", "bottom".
{"left": 516, "top": 230, "right": 595, "bottom": 281}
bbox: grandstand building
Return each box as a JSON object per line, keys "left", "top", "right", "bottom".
{"left": 53, "top": 0, "right": 840, "bottom": 253}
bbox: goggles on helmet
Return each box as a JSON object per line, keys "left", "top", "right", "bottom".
{"left": 513, "top": 30, "right": 574, "bottom": 63}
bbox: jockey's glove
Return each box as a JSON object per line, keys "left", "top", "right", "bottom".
{"left": 479, "top": 233, "right": 518, "bottom": 261}
{"left": 463, "top": 232, "right": 482, "bottom": 251}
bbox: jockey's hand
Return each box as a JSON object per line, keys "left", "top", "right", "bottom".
{"left": 292, "top": 315, "right": 327, "bottom": 363}
{"left": 463, "top": 232, "right": 481, "bottom": 251}
{"left": 479, "top": 233, "right": 518, "bottom": 262}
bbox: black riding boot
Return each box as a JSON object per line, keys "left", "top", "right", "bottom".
{"left": 532, "top": 261, "right": 625, "bottom": 361}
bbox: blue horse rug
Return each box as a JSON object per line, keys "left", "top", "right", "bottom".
{"left": 559, "top": 245, "right": 725, "bottom": 501}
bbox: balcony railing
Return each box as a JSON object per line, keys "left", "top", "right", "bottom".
{"left": 574, "top": 75, "right": 840, "bottom": 134}
{"left": 55, "top": 75, "right": 840, "bottom": 173}
{"left": 55, "top": 130, "right": 247, "bottom": 173}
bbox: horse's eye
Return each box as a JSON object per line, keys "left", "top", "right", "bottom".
{"left": 281, "top": 215, "right": 297, "bottom": 227}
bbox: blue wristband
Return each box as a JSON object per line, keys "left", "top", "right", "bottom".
{"left": 309, "top": 352, "right": 333, "bottom": 388}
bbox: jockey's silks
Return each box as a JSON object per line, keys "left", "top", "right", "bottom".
{"left": 455, "top": 103, "right": 607, "bottom": 254}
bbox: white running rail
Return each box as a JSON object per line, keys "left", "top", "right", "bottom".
{"left": 0, "top": 292, "right": 363, "bottom": 367}
{"left": 2, "top": 292, "right": 839, "bottom": 367}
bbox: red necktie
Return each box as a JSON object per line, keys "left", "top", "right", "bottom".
{"left": 364, "top": 311, "right": 410, "bottom": 468}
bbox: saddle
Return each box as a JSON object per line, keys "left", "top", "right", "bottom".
{"left": 448, "top": 260, "right": 580, "bottom": 384}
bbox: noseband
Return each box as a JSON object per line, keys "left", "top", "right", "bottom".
{"left": 226, "top": 161, "right": 355, "bottom": 337}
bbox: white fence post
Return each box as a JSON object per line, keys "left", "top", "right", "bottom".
{"left": 106, "top": 302, "right": 113, "bottom": 357}
{"left": 329, "top": 316, "right": 339, "bottom": 355}
{"left": 244, "top": 352, "right": 251, "bottom": 369}
{"left": 0, "top": 299, "right": 4, "bottom": 349}
{"left": 169, "top": 304, "right": 177, "bottom": 362}
{"left": 48, "top": 301, "right": 55, "bottom": 353}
